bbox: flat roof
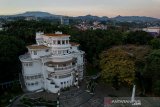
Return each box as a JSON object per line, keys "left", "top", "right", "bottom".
{"left": 27, "top": 45, "right": 50, "bottom": 50}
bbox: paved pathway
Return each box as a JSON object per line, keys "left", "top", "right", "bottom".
{"left": 12, "top": 79, "right": 160, "bottom": 107}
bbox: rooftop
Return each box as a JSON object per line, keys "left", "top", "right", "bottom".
{"left": 44, "top": 33, "right": 70, "bottom": 37}
{"left": 19, "top": 53, "right": 32, "bottom": 62}
{"left": 27, "top": 45, "right": 50, "bottom": 50}
{"left": 70, "top": 42, "right": 80, "bottom": 46}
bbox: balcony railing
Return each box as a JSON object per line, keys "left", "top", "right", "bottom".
{"left": 47, "top": 66, "right": 55, "bottom": 72}
{"left": 54, "top": 65, "right": 75, "bottom": 71}
{"left": 47, "top": 65, "right": 75, "bottom": 73}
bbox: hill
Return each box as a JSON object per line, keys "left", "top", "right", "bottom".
{"left": 112, "top": 15, "right": 159, "bottom": 22}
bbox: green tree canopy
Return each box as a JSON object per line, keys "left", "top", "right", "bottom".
{"left": 99, "top": 45, "right": 151, "bottom": 88}
{"left": 149, "top": 38, "right": 160, "bottom": 49}
{"left": 0, "top": 35, "right": 26, "bottom": 82}
{"left": 125, "top": 31, "right": 153, "bottom": 45}
{"left": 100, "top": 46, "right": 135, "bottom": 87}
{"left": 76, "top": 29, "right": 124, "bottom": 63}
{"left": 144, "top": 49, "right": 160, "bottom": 79}
{"left": 144, "top": 49, "right": 160, "bottom": 95}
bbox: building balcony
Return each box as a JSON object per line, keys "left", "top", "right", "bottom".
{"left": 54, "top": 66, "right": 75, "bottom": 75}
{"left": 54, "top": 65, "right": 75, "bottom": 72}
{"left": 47, "top": 65, "right": 76, "bottom": 74}
{"left": 50, "top": 44, "right": 71, "bottom": 48}
{"left": 46, "top": 66, "right": 55, "bottom": 72}
{"left": 19, "top": 53, "right": 32, "bottom": 62}
{"left": 51, "top": 53, "right": 73, "bottom": 59}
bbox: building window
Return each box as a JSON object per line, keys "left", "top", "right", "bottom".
{"left": 35, "top": 82, "right": 38, "bottom": 85}
{"left": 63, "top": 64, "right": 66, "bottom": 66}
{"left": 38, "top": 74, "right": 42, "bottom": 78}
{"left": 29, "top": 62, "right": 32, "bottom": 66}
{"left": 72, "top": 62, "right": 75, "bottom": 66}
{"left": 58, "top": 40, "right": 61, "bottom": 45}
{"left": 45, "top": 49, "right": 49, "bottom": 52}
{"left": 66, "top": 40, "right": 69, "bottom": 44}
{"left": 59, "top": 74, "right": 71, "bottom": 79}
{"left": 26, "top": 83, "right": 29, "bottom": 86}
{"left": 33, "top": 51, "right": 37, "bottom": 55}
{"left": 25, "top": 74, "right": 42, "bottom": 80}
{"left": 62, "top": 40, "right": 65, "bottom": 44}
{"left": 61, "top": 82, "right": 63, "bottom": 84}
{"left": 23, "top": 62, "right": 32, "bottom": 66}
{"left": 53, "top": 40, "right": 56, "bottom": 44}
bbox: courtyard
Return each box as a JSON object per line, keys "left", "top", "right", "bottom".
{"left": 11, "top": 78, "right": 135, "bottom": 107}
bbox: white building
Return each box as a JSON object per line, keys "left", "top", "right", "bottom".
{"left": 19, "top": 31, "right": 85, "bottom": 93}
{"left": 143, "top": 27, "right": 160, "bottom": 35}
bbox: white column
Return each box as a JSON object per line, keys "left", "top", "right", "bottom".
{"left": 55, "top": 40, "right": 57, "bottom": 45}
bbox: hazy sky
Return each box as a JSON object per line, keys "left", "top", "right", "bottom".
{"left": 0, "top": 0, "right": 160, "bottom": 18}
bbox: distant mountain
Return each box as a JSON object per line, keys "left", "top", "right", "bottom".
{"left": 15, "top": 11, "right": 60, "bottom": 18}
{"left": 0, "top": 11, "right": 159, "bottom": 22}
{"left": 0, "top": 11, "right": 61, "bottom": 18}
{"left": 76, "top": 15, "right": 109, "bottom": 21}
{"left": 112, "top": 15, "right": 159, "bottom": 22}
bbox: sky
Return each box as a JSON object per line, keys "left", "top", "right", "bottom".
{"left": 0, "top": 0, "right": 160, "bottom": 18}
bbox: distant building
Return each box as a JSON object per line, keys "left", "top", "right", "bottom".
{"left": 143, "top": 27, "right": 160, "bottom": 37}
{"left": 19, "top": 31, "right": 85, "bottom": 93}
{"left": 93, "top": 21, "right": 100, "bottom": 26}
{"left": 75, "top": 21, "right": 107, "bottom": 31}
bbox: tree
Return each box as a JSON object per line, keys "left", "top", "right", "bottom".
{"left": 75, "top": 29, "right": 124, "bottom": 63}
{"left": 144, "top": 49, "right": 160, "bottom": 95}
{"left": 125, "top": 31, "right": 153, "bottom": 45}
{"left": 0, "top": 35, "right": 26, "bottom": 82}
{"left": 100, "top": 46, "right": 135, "bottom": 87}
{"left": 150, "top": 38, "right": 160, "bottom": 49}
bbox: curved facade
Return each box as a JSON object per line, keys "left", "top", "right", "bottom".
{"left": 19, "top": 31, "right": 85, "bottom": 93}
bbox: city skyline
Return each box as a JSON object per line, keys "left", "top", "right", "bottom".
{"left": 0, "top": 0, "right": 160, "bottom": 18}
